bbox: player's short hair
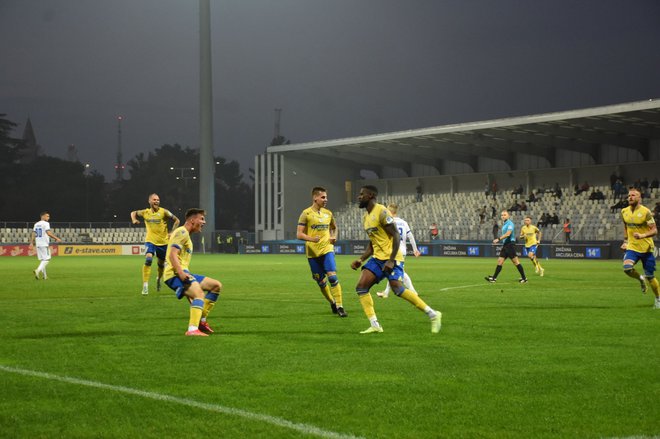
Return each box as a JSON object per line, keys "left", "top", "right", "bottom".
{"left": 387, "top": 203, "right": 398, "bottom": 214}
{"left": 362, "top": 185, "right": 378, "bottom": 196}
{"left": 312, "top": 186, "right": 326, "bottom": 196}
{"left": 149, "top": 193, "right": 159, "bottom": 200}
{"left": 40, "top": 211, "right": 49, "bottom": 217}
{"left": 524, "top": 216, "right": 532, "bottom": 220}
{"left": 185, "top": 208, "right": 206, "bottom": 220}
{"left": 628, "top": 186, "right": 642, "bottom": 195}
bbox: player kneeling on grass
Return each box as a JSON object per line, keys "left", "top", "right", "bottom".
{"left": 620, "top": 187, "right": 660, "bottom": 309}
{"left": 163, "top": 208, "right": 222, "bottom": 336}
{"left": 351, "top": 185, "right": 441, "bottom": 334}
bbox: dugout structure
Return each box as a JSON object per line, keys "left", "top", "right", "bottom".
{"left": 255, "top": 99, "right": 660, "bottom": 241}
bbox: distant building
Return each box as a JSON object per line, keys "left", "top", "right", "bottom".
{"left": 18, "top": 117, "right": 41, "bottom": 164}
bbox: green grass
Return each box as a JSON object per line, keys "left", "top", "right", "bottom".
{"left": 0, "top": 255, "right": 658, "bottom": 438}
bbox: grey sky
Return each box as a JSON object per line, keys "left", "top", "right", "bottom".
{"left": 1, "top": 0, "right": 659, "bottom": 179}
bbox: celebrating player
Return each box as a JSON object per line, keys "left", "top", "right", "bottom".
{"left": 28, "top": 211, "right": 62, "bottom": 280}
{"left": 350, "top": 185, "right": 441, "bottom": 334}
{"left": 296, "top": 186, "right": 346, "bottom": 317}
{"left": 377, "top": 203, "right": 420, "bottom": 298}
{"left": 620, "top": 187, "right": 660, "bottom": 308}
{"left": 519, "top": 216, "right": 544, "bottom": 276}
{"left": 485, "top": 210, "right": 528, "bottom": 283}
{"left": 130, "top": 193, "right": 180, "bottom": 295}
{"left": 163, "top": 208, "right": 222, "bottom": 336}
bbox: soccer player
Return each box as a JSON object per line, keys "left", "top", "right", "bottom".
{"left": 520, "top": 216, "right": 544, "bottom": 276}
{"left": 28, "top": 211, "right": 62, "bottom": 280}
{"left": 377, "top": 203, "right": 420, "bottom": 298}
{"left": 620, "top": 187, "right": 660, "bottom": 308}
{"left": 296, "top": 186, "right": 346, "bottom": 317}
{"left": 163, "top": 208, "right": 222, "bottom": 336}
{"left": 485, "top": 210, "right": 528, "bottom": 284}
{"left": 130, "top": 193, "right": 180, "bottom": 295}
{"left": 350, "top": 185, "right": 441, "bottom": 334}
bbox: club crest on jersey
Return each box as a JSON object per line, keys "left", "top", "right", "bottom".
{"left": 385, "top": 216, "right": 394, "bottom": 224}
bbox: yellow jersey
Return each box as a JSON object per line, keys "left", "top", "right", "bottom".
{"left": 520, "top": 224, "right": 540, "bottom": 247}
{"left": 139, "top": 207, "right": 173, "bottom": 246}
{"left": 298, "top": 206, "right": 335, "bottom": 258}
{"left": 622, "top": 205, "right": 655, "bottom": 253}
{"left": 163, "top": 226, "right": 193, "bottom": 281}
{"left": 363, "top": 203, "right": 403, "bottom": 262}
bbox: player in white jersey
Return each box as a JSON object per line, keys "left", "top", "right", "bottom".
{"left": 377, "top": 203, "right": 420, "bottom": 298}
{"left": 28, "top": 211, "right": 62, "bottom": 280}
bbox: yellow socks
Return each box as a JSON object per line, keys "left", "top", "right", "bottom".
{"left": 400, "top": 289, "right": 430, "bottom": 312}
{"left": 189, "top": 298, "right": 204, "bottom": 329}
{"left": 649, "top": 277, "right": 660, "bottom": 298}
{"left": 142, "top": 264, "right": 152, "bottom": 283}
{"left": 359, "top": 293, "right": 376, "bottom": 319}
{"left": 330, "top": 283, "right": 343, "bottom": 308}
{"left": 320, "top": 283, "right": 334, "bottom": 304}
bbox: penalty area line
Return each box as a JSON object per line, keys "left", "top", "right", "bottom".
{"left": 0, "top": 365, "right": 365, "bottom": 439}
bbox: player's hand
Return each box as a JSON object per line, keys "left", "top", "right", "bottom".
{"left": 383, "top": 260, "right": 395, "bottom": 274}
{"left": 620, "top": 242, "right": 628, "bottom": 250}
{"left": 132, "top": 219, "right": 140, "bottom": 225}
{"left": 413, "top": 250, "right": 421, "bottom": 257}
{"left": 633, "top": 232, "right": 642, "bottom": 239}
{"left": 492, "top": 238, "right": 499, "bottom": 244}
{"left": 311, "top": 236, "right": 320, "bottom": 243}
{"left": 351, "top": 259, "right": 362, "bottom": 270}
{"left": 329, "top": 237, "right": 336, "bottom": 244}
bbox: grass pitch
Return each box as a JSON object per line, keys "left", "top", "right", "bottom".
{"left": 0, "top": 254, "right": 658, "bottom": 438}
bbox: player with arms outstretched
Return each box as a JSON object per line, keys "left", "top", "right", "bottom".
{"left": 163, "top": 208, "right": 222, "bottom": 336}
{"left": 620, "top": 187, "right": 659, "bottom": 308}
{"left": 130, "top": 193, "right": 180, "bottom": 295}
{"left": 351, "top": 185, "right": 441, "bottom": 334}
{"left": 520, "top": 216, "right": 544, "bottom": 276}
{"left": 297, "top": 186, "right": 346, "bottom": 317}
{"left": 377, "top": 203, "right": 420, "bottom": 298}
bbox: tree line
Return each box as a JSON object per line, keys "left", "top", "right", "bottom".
{"left": 0, "top": 114, "right": 254, "bottom": 229}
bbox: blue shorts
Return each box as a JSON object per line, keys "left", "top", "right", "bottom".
{"left": 623, "top": 250, "right": 656, "bottom": 277}
{"left": 524, "top": 245, "right": 538, "bottom": 256}
{"left": 145, "top": 242, "right": 167, "bottom": 260}
{"left": 307, "top": 252, "right": 337, "bottom": 281}
{"left": 362, "top": 258, "right": 405, "bottom": 284}
{"left": 165, "top": 271, "right": 206, "bottom": 299}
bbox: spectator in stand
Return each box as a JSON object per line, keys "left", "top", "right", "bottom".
{"left": 610, "top": 172, "right": 618, "bottom": 189}
{"left": 650, "top": 177, "right": 659, "bottom": 189}
{"left": 430, "top": 222, "right": 439, "bottom": 240}
{"left": 613, "top": 178, "right": 624, "bottom": 199}
{"left": 416, "top": 185, "right": 423, "bottom": 202}
{"left": 589, "top": 189, "right": 605, "bottom": 201}
{"left": 478, "top": 206, "right": 487, "bottom": 224}
{"left": 527, "top": 192, "right": 537, "bottom": 203}
{"left": 550, "top": 214, "right": 560, "bottom": 225}
{"left": 484, "top": 182, "right": 490, "bottom": 197}
{"left": 640, "top": 177, "right": 649, "bottom": 190}
{"left": 563, "top": 218, "right": 572, "bottom": 243}
{"left": 491, "top": 181, "right": 498, "bottom": 200}
{"left": 610, "top": 198, "right": 628, "bottom": 213}
{"left": 520, "top": 201, "right": 528, "bottom": 212}
{"left": 654, "top": 202, "right": 660, "bottom": 223}
{"left": 553, "top": 183, "right": 563, "bottom": 199}
{"left": 492, "top": 219, "right": 499, "bottom": 241}
{"left": 575, "top": 181, "right": 590, "bottom": 195}
{"left": 509, "top": 201, "right": 521, "bottom": 212}
{"left": 538, "top": 213, "right": 548, "bottom": 228}
{"left": 512, "top": 183, "right": 523, "bottom": 196}
{"left": 491, "top": 204, "right": 497, "bottom": 219}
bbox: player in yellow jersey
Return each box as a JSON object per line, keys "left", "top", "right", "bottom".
{"left": 130, "top": 193, "right": 180, "bottom": 295}
{"left": 350, "top": 185, "right": 441, "bottom": 334}
{"left": 519, "top": 216, "right": 544, "bottom": 276}
{"left": 620, "top": 187, "right": 659, "bottom": 308}
{"left": 163, "top": 208, "right": 222, "bottom": 336}
{"left": 297, "top": 187, "right": 346, "bottom": 317}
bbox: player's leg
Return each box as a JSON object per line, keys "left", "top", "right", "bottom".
{"left": 356, "top": 260, "right": 382, "bottom": 333}
{"left": 390, "top": 266, "right": 441, "bottom": 333}
{"left": 376, "top": 281, "right": 392, "bottom": 298}
{"left": 530, "top": 248, "right": 544, "bottom": 276}
{"left": 403, "top": 271, "right": 417, "bottom": 293}
{"left": 155, "top": 245, "right": 167, "bottom": 292}
{"left": 323, "top": 253, "right": 346, "bottom": 316}
{"left": 197, "top": 275, "right": 222, "bottom": 332}
{"left": 527, "top": 248, "right": 539, "bottom": 272}
{"left": 309, "top": 257, "right": 335, "bottom": 311}
{"left": 623, "top": 251, "right": 646, "bottom": 293}
{"left": 142, "top": 244, "right": 155, "bottom": 295}
{"left": 38, "top": 247, "right": 51, "bottom": 279}
{"left": 183, "top": 282, "right": 207, "bottom": 336}
{"left": 640, "top": 253, "right": 659, "bottom": 308}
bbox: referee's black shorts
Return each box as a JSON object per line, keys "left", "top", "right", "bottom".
{"left": 499, "top": 242, "right": 518, "bottom": 259}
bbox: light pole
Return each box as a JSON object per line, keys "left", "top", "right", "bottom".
{"left": 84, "top": 163, "right": 91, "bottom": 222}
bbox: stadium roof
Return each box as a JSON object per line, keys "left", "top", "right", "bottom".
{"left": 268, "top": 99, "right": 660, "bottom": 175}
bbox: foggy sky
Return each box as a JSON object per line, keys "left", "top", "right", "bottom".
{"left": 1, "top": 0, "right": 659, "bottom": 179}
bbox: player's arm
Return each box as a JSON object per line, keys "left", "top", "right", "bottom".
{"left": 351, "top": 242, "right": 373, "bottom": 270}
{"left": 329, "top": 217, "right": 338, "bottom": 244}
{"left": 46, "top": 230, "right": 62, "bottom": 242}
{"left": 494, "top": 227, "right": 512, "bottom": 243}
{"left": 383, "top": 222, "right": 401, "bottom": 272}
{"left": 29, "top": 231, "right": 35, "bottom": 247}
{"left": 621, "top": 213, "right": 628, "bottom": 250}
{"left": 170, "top": 213, "right": 180, "bottom": 230}
{"left": 168, "top": 246, "right": 193, "bottom": 283}
{"left": 296, "top": 214, "right": 320, "bottom": 243}
{"left": 633, "top": 215, "right": 657, "bottom": 239}
{"left": 406, "top": 229, "right": 420, "bottom": 257}
{"left": 130, "top": 209, "right": 142, "bottom": 225}
{"left": 537, "top": 228, "right": 542, "bottom": 244}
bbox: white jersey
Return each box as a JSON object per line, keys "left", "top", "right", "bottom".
{"left": 394, "top": 217, "right": 418, "bottom": 259}
{"left": 33, "top": 220, "right": 51, "bottom": 247}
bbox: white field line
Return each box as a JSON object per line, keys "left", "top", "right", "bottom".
{"left": 0, "top": 365, "right": 365, "bottom": 439}
{"left": 438, "top": 284, "right": 484, "bottom": 291}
